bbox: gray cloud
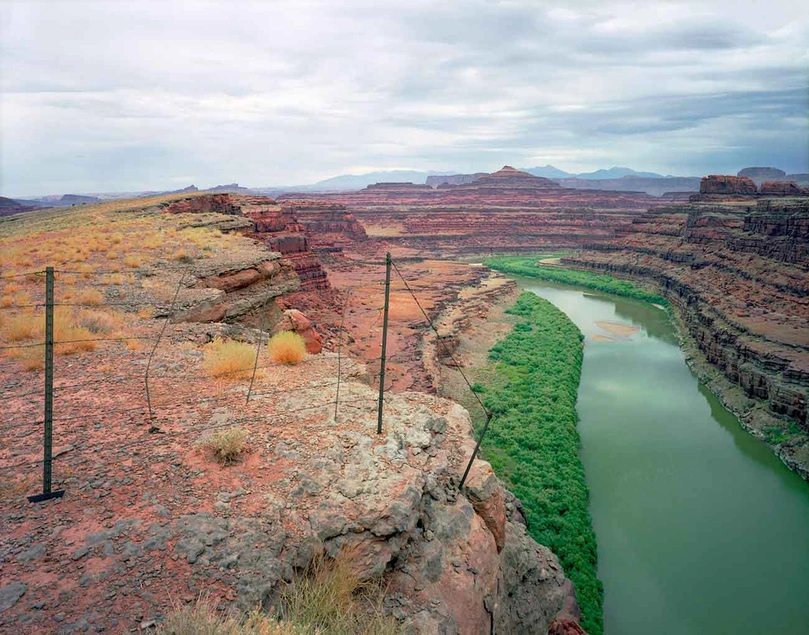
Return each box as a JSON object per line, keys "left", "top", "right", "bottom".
{"left": 1, "top": 0, "right": 808, "bottom": 196}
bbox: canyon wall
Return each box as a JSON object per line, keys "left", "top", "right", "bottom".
{"left": 564, "top": 198, "right": 808, "bottom": 437}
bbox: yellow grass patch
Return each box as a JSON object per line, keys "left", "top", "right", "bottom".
{"left": 202, "top": 337, "right": 257, "bottom": 378}
{"left": 5, "top": 312, "right": 44, "bottom": 341}
{"left": 123, "top": 254, "right": 143, "bottom": 268}
{"left": 268, "top": 331, "right": 306, "bottom": 365}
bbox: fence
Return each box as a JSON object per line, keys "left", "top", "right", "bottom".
{"left": 0, "top": 254, "right": 491, "bottom": 504}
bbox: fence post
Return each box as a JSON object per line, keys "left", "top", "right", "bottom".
{"left": 376, "top": 253, "right": 392, "bottom": 435}
{"left": 28, "top": 266, "right": 64, "bottom": 503}
{"left": 459, "top": 413, "right": 492, "bottom": 490}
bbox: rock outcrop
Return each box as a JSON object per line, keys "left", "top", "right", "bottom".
{"left": 759, "top": 181, "right": 807, "bottom": 197}
{"left": 280, "top": 201, "right": 368, "bottom": 250}
{"left": 1, "top": 352, "right": 582, "bottom": 634}
{"left": 698, "top": 175, "right": 758, "bottom": 196}
{"left": 427, "top": 173, "right": 487, "bottom": 187}
{"left": 162, "top": 193, "right": 332, "bottom": 292}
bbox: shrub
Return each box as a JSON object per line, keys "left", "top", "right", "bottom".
{"left": 475, "top": 292, "right": 603, "bottom": 634}
{"left": 268, "top": 331, "right": 306, "bottom": 365}
{"left": 195, "top": 426, "right": 249, "bottom": 465}
{"left": 485, "top": 256, "right": 669, "bottom": 306}
{"left": 203, "top": 337, "right": 257, "bottom": 378}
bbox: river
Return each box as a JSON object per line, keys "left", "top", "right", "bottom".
{"left": 516, "top": 278, "right": 809, "bottom": 635}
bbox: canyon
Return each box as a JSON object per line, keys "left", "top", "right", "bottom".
{"left": 2, "top": 164, "right": 807, "bottom": 634}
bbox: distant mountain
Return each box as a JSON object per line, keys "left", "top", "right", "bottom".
{"left": 522, "top": 165, "right": 574, "bottom": 179}
{"left": 0, "top": 196, "right": 42, "bottom": 217}
{"left": 557, "top": 175, "right": 701, "bottom": 196}
{"left": 574, "top": 167, "right": 665, "bottom": 179}
{"left": 311, "top": 171, "right": 438, "bottom": 191}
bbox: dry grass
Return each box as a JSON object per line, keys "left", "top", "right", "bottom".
{"left": 123, "top": 254, "right": 143, "bottom": 268}
{"left": 278, "top": 553, "right": 400, "bottom": 635}
{"left": 268, "top": 332, "right": 306, "bottom": 365}
{"left": 203, "top": 337, "right": 257, "bottom": 378}
{"left": 194, "top": 426, "right": 249, "bottom": 465}
{"left": 173, "top": 249, "right": 194, "bottom": 263}
{"left": 160, "top": 602, "right": 303, "bottom": 635}
{"left": 126, "top": 338, "right": 147, "bottom": 352}
{"left": 7, "top": 346, "right": 45, "bottom": 371}
{"left": 77, "top": 288, "right": 104, "bottom": 306}
{"left": 159, "top": 555, "right": 401, "bottom": 635}
{"left": 5, "top": 312, "right": 44, "bottom": 341}
{"left": 76, "top": 309, "right": 121, "bottom": 334}
{"left": 53, "top": 308, "right": 97, "bottom": 354}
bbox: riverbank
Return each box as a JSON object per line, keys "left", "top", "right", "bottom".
{"left": 485, "top": 255, "right": 668, "bottom": 305}
{"left": 486, "top": 256, "right": 809, "bottom": 481}
{"left": 436, "top": 289, "right": 603, "bottom": 635}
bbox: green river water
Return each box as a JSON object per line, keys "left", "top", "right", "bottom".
{"left": 517, "top": 278, "right": 809, "bottom": 635}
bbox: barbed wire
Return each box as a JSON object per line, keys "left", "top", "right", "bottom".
{"left": 0, "top": 270, "right": 45, "bottom": 280}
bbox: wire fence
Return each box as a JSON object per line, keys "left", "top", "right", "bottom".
{"left": 1, "top": 254, "right": 491, "bottom": 501}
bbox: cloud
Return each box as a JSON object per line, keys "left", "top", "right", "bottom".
{"left": 1, "top": 0, "right": 808, "bottom": 195}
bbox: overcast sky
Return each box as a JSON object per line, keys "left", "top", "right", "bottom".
{"left": 1, "top": 0, "right": 808, "bottom": 196}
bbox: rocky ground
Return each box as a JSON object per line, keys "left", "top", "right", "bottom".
{"left": 1, "top": 348, "right": 580, "bottom": 633}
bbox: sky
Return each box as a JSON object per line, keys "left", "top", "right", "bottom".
{"left": 1, "top": 0, "right": 808, "bottom": 197}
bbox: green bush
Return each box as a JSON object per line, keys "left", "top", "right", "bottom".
{"left": 485, "top": 256, "right": 668, "bottom": 306}
{"left": 477, "top": 292, "right": 603, "bottom": 634}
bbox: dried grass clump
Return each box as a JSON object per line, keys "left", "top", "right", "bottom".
{"left": 194, "top": 426, "right": 249, "bottom": 465}
{"left": 173, "top": 249, "right": 194, "bottom": 264}
{"left": 279, "top": 553, "right": 401, "bottom": 635}
{"left": 159, "top": 601, "right": 302, "bottom": 635}
{"left": 53, "top": 308, "right": 97, "bottom": 354}
{"left": 268, "top": 331, "right": 306, "bottom": 365}
{"left": 123, "top": 254, "right": 143, "bottom": 268}
{"left": 159, "top": 555, "right": 401, "bottom": 635}
{"left": 77, "top": 288, "right": 104, "bottom": 306}
{"left": 203, "top": 337, "right": 257, "bottom": 378}
{"left": 76, "top": 309, "right": 120, "bottom": 334}
{"left": 5, "top": 312, "right": 44, "bottom": 341}
{"left": 8, "top": 347, "right": 44, "bottom": 371}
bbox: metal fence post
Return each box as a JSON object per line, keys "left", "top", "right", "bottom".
{"left": 376, "top": 253, "right": 392, "bottom": 435}
{"left": 29, "top": 266, "right": 64, "bottom": 502}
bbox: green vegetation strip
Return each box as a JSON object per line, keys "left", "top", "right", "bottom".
{"left": 485, "top": 255, "right": 668, "bottom": 305}
{"left": 473, "top": 292, "right": 603, "bottom": 634}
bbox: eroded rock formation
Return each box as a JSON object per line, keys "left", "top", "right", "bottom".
{"left": 565, "top": 199, "right": 809, "bottom": 440}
